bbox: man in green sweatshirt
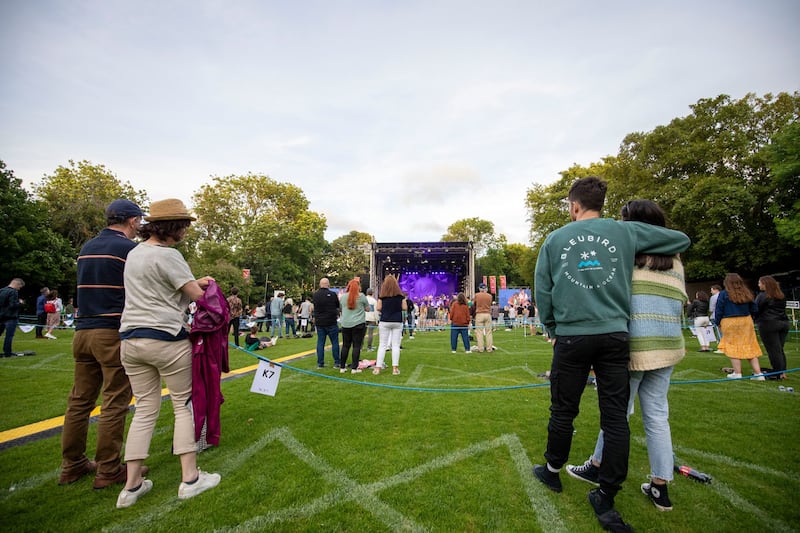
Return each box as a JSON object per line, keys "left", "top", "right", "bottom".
{"left": 532, "top": 177, "right": 690, "bottom": 532}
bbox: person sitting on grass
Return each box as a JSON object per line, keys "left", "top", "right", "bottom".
{"left": 244, "top": 325, "right": 277, "bottom": 350}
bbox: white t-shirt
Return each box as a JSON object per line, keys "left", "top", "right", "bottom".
{"left": 365, "top": 295, "right": 378, "bottom": 322}
{"left": 120, "top": 243, "right": 195, "bottom": 336}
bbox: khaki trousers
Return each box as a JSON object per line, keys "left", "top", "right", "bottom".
{"left": 475, "top": 313, "right": 493, "bottom": 352}
{"left": 121, "top": 337, "right": 196, "bottom": 460}
{"left": 61, "top": 329, "right": 133, "bottom": 476}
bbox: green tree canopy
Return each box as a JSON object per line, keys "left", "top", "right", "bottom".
{"left": 0, "top": 160, "right": 75, "bottom": 305}
{"left": 34, "top": 160, "right": 147, "bottom": 251}
{"left": 192, "top": 174, "right": 328, "bottom": 297}
{"left": 442, "top": 217, "right": 500, "bottom": 258}
{"left": 526, "top": 92, "right": 800, "bottom": 280}
{"left": 326, "top": 231, "right": 374, "bottom": 287}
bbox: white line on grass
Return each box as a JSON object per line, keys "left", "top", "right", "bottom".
{"left": 205, "top": 428, "right": 567, "bottom": 532}
{"left": 654, "top": 438, "right": 799, "bottom": 481}
{"left": 709, "top": 480, "right": 796, "bottom": 533}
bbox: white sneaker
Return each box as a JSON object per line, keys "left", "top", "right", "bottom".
{"left": 178, "top": 470, "right": 220, "bottom": 500}
{"left": 339, "top": 368, "right": 348, "bottom": 373}
{"left": 751, "top": 374, "right": 766, "bottom": 381}
{"left": 45, "top": 333, "right": 57, "bottom": 339}
{"left": 726, "top": 373, "right": 742, "bottom": 379}
{"left": 451, "top": 351, "right": 457, "bottom": 354}
{"left": 270, "top": 337, "right": 278, "bottom": 345}
{"left": 116, "top": 479, "right": 153, "bottom": 509}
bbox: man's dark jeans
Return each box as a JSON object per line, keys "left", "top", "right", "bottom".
{"left": 2, "top": 319, "right": 18, "bottom": 355}
{"left": 545, "top": 332, "right": 630, "bottom": 498}
{"left": 315, "top": 324, "right": 340, "bottom": 367}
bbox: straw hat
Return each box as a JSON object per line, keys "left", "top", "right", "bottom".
{"left": 144, "top": 199, "right": 197, "bottom": 222}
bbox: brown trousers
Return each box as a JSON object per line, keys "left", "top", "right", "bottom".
{"left": 61, "top": 329, "right": 132, "bottom": 476}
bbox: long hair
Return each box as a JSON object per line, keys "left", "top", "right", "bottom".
{"left": 759, "top": 275, "right": 785, "bottom": 300}
{"left": 346, "top": 279, "right": 361, "bottom": 310}
{"left": 620, "top": 199, "right": 674, "bottom": 271}
{"left": 456, "top": 292, "right": 467, "bottom": 305}
{"left": 379, "top": 274, "right": 402, "bottom": 298}
{"left": 695, "top": 291, "right": 709, "bottom": 302}
{"left": 723, "top": 273, "right": 754, "bottom": 304}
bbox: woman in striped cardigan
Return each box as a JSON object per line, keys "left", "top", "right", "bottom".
{"left": 566, "top": 199, "right": 687, "bottom": 512}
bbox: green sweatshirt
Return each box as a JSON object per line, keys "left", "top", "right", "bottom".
{"left": 534, "top": 217, "right": 690, "bottom": 337}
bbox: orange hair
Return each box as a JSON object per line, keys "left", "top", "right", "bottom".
{"left": 346, "top": 279, "right": 361, "bottom": 310}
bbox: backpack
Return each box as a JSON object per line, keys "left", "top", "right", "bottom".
{"left": 44, "top": 302, "right": 57, "bottom": 313}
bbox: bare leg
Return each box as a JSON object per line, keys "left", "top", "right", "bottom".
{"left": 730, "top": 359, "right": 742, "bottom": 374}
{"left": 180, "top": 451, "right": 199, "bottom": 482}
{"left": 749, "top": 357, "right": 762, "bottom": 375}
{"left": 122, "top": 459, "right": 145, "bottom": 491}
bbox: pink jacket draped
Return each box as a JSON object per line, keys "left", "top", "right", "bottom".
{"left": 190, "top": 280, "right": 230, "bottom": 446}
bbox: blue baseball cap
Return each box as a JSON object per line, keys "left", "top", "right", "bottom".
{"left": 106, "top": 199, "right": 143, "bottom": 219}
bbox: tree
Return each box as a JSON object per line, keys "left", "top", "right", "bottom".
{"left": 765, "top": 122, "right": 800, "bottom": 247}
{"left": 192, "top": 174, "right": 310, "bottom": 250}
{"left": 0, "top": 160, "right": 75, "bottom": 306}
{"left": 34, "top": 160, "right": 147, "bottom": 251}
{"left": 526, "top": 92, "right": 800, "bottom": 280}
{"left": 327, "top": 231, "right": 374, "bottom": 287}
{"left": 442, "top": 218, "right": 500, "bottom": 257}
{"left": 192, "top": 174, "right": 328, "bottom": 297}
{"left": 503, "top": 243, "right": 536, "bottom": 288}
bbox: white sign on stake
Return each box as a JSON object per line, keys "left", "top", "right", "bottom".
{"left": 250, "top": 360, "right": 281, "bottom": 396}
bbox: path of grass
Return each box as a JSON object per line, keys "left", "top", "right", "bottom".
{"left": 0, "top": 326, "right": 798, "bottom": 532}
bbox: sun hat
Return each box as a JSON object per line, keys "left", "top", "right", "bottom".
{"left": 144, "top": 199, "right": 197, "bottom": 222}
{"left": 106, "top": 199, "right": 143, "bottom": 219}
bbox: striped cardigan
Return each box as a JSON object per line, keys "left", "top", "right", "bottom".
{"left": 628, "top": 257, "right": 688, "bottom": 371}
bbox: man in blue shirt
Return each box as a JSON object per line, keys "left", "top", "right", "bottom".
{"left": 59, "top": 199, "right": 146, "bottom": 489}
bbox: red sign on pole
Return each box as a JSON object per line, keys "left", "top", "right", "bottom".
{"left": 242, "top": 269, "right": 251, "bottom": 280}
{"left": 499, "top": 275, "right": 507, "bottom": 290}
{"left": 489, "top": 276, "right": 497, "bottom": 294}
{"left": 482, "top": 276, "right": 487, "bottom": 287}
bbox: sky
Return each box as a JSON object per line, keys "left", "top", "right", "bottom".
{"left": 2, "top": 1, "right": 799, "bottom": 245}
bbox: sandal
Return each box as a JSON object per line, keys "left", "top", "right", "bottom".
{"left": 372, "top": 368, "right": 380, "bottom": 375}
{"left": 392, "top": 368, "right": 400, "bottom": 375}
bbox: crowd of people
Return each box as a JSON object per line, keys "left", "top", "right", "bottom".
{"left": 0, "top": 184, "right": 793, "bottom": 525}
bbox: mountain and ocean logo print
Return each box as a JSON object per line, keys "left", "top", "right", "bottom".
{"left": 577, "top": 250, "right": 601, "bottom": 268}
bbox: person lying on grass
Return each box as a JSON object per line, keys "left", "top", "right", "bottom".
{"left": 245, "top": 325, "right": 278, "bottom": 350}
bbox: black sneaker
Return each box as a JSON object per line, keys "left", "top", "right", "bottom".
{"left": 588, "top": 489, "right": 635, "bottom": 532}
{"left": 533, "top": 464, "right": 562, "bottom": 493}
{"left": 641, "top": 482, "right": 672, "bottom": 511}
{"left": 567, "top": 459, "right": 600, "bottom": 486}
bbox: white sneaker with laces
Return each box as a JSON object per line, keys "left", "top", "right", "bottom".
{"left": 751, "top": 374, "right": 766, "bottom": 381}
{"left": 726, "top": 373, "right": 742, "bottom": 379}
{"left": 178, "top": 470, "right": 220, "bottom": 500}
{"left": 116, "top": 479, "right": 153, "bottom": 509}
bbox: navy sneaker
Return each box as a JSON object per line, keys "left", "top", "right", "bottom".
{"left": 567, "top": 459, "right": 600, "bottom": 486}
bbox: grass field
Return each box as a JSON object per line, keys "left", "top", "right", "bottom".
{"left": 0, "top": 324, "right": 798, "bottom": 532}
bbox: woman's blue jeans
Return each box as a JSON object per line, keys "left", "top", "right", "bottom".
{"left": 592, "top": 365, "right": 675, "bottom": 481}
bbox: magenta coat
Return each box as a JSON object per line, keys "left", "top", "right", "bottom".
{"left": 190, "top": 280, "right": 230, "bottom": 446}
